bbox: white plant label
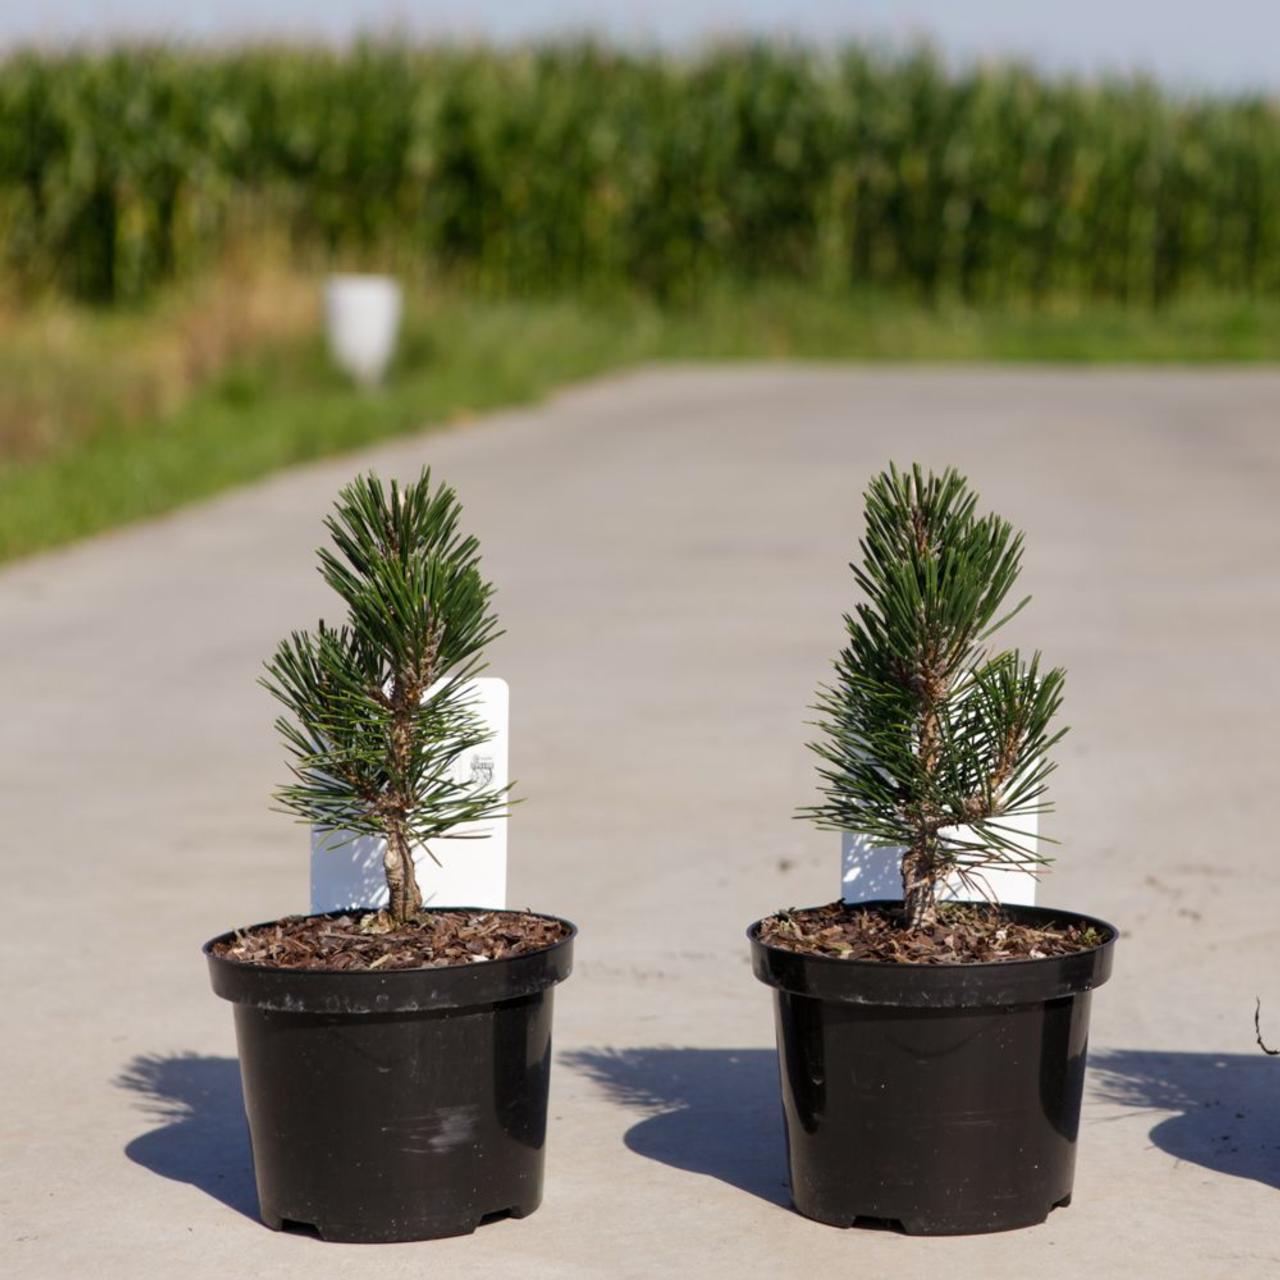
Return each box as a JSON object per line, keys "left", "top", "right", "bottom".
{"left": 310, "top": 677, "right": 509, "bottom": 913}
{"left": 323, "top": 274, "right": 402, "bottom": 387}
{"left": 841, "top": 808, "right": 1038, "bottom": 907}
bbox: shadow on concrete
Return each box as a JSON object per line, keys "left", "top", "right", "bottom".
{"left": 562, "top": 1047, "right": 789, "bottom": 1208}
{"left": 117, "top": 1053, "right": 258, "bottom": 1221}
{"left": 1090, "top": 1048, "right": 1280, "bottom": 1191}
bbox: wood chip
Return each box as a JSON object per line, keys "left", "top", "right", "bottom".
{"left": 758, "top": 901, "right": 1104, "bottom": 965}
{"left": 212, "top": 909, "right": 569, "bottom": 972}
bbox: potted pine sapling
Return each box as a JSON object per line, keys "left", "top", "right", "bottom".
{"left": 204, "top": 469, "right": 575, "bottom": 1244}
{"left": 749, "top": 464, "right": 1116, "bottom": 1236}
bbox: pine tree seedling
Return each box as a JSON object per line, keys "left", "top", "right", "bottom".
{"left": 262, "top": 468, "right": 509, "bottom": 924}
{"left": 802, "top": 463, "right": 1067, "bottom": 932}
{"left": 207, "top": 470, "right": 574, "bottom": 1246}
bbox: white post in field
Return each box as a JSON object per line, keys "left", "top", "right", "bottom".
{"left": 310, "top": 678, "right": 509, "bottom": 913}
{"left": 323, "top": 274, "right": 403, "bottom": 387}
{"left": 841, "top": 809, "right": 1039, "bottom": 907}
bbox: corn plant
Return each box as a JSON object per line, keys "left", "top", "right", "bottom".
{"left": 1, "top": 43, "right": 1277, "bottom": 305}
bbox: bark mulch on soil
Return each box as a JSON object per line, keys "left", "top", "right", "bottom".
{"left": 758, "top": 900, "right": 1106, "bottom": 965}
{"left": 212, "top": 909, "right": 570, "bottom": 972}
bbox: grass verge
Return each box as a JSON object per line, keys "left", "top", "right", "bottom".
{"left": 3, "top": 283, "right": 1280, "bottom": 563}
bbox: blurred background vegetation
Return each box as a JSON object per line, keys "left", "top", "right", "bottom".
{"left": 3, "top": 42, "right": 1280, "bottom": 559}
{"left": 7, "top": 43, "right": 1280, "bottom": 306}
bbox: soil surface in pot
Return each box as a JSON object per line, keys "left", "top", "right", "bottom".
{"left": 759, "top": 901, "right": 1105, "bottom": 964}
{"left": 211, "top": 909, "right": 570, "bottom": 972}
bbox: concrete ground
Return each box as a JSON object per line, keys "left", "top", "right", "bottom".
{"left": 3, "top": 367, "right": 1280, "bottom": 1279}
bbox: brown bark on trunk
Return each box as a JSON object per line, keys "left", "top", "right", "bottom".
{"left": 898, "top": 682, "right": 943, "bottom": 931}
{"left": 382, "top": 665, "right": 426, "bottom": 923}
{"left": 383, "top": 824, "right": 422, "bottom": 923}
{"left": 901, "top": 840, "right": 939, "bottom": 930}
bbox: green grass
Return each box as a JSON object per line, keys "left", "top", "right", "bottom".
{"left": 4, "top": 285, "right": 1280, "bottom": 563}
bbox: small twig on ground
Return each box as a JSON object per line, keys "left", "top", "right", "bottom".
{"left": 1254, "top": 998, "right": 1279, "bottom": 1056}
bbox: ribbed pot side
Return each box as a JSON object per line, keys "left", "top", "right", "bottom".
{"left": 206, "top": 914, "right": 575, "bottom": 1243}
{"left": 750, "top": 902, "right": 1115, "bottom": 1236}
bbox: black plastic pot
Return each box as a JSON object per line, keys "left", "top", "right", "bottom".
{"left": 205, "top": 910, "right": 575, "bottom": 1243}
{"left": 749, "top": 901, "right": 1116, "bottom": 1236}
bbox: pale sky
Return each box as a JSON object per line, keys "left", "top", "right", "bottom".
{"left": 4, "top": 2, "right": 1278, "bottom": 92}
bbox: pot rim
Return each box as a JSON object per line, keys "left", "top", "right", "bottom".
{"left": 204, "top": 904, "right": 575, "bottom": 972}
{"left": 749, "top": 899, "right": 1116, "bottom": 971}
{"left": 205, "top": 906, "right": 576, "bottom": 1014}
{"left": 748, "top": 899, "right": 1116, "bottom": 1009}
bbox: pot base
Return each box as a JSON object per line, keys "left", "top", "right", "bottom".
{"left": 796, "top": 1190, "right": 1073, "bottom": 1237}
{"left": 260, "top": 1194, "right": 543, "bottom": 1244}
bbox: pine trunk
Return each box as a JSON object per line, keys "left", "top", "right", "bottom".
{"left": 901, "top": 843, "right": 938, "bottom": 930}
{"left": 903, "top": 685, "right": 943, "bottom": 932}
{"left": 383, "top": 825, "right": 422, "bottom": 923}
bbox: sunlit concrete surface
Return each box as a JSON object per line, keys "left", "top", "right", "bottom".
{"left": 3, "top": 366, "right": 1279, "bottom": 1278}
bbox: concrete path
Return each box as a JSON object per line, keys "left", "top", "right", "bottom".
{"left": 3, "top": 367, "right": 1280, "bottom": 1279}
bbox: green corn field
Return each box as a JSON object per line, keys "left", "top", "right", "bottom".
{"left": 2, "top": 42, "right": 1278, "bottom": 307}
